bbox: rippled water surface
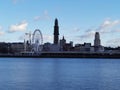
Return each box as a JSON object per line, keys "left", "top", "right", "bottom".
{"left": 0, "top": 58, "right": 120, "bottom": 90}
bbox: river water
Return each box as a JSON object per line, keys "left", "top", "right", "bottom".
{"left": 0, "top": 58, "right": 120, "bottom": 90}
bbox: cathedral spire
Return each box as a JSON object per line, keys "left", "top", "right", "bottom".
{"left": 53, "top": 18, "right": 59, "bottom": 44}
{"left": 55, "top": 18, "right": 58, "bottom": 26}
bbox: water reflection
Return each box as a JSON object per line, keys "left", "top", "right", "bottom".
{"left": 0, "top": 58, "right": 120, "bottom": 90}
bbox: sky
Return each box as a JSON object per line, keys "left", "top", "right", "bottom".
{"left": 1, "top": 0, "right": 120, "bottom": 47}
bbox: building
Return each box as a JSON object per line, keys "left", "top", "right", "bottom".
{"left": 11, "top": 43, "right": 24, "bottom": 54}
{"left": 60, "top": 36, "right": 66, "bottom": 51}
{"left": 0, "top": 42, "right": 10, "bottom": 54}
{"left": 43, "top": 18, "right": 60, "bottom": 52}
{"left": 62, "top": 41, "right": 73, "bottom": 51}
{"left": 43, "top": 19, "right": 104, "bottom": 53}
{"left": 0, "top": 42, "right": 24, "bottom": 54}
{"left": 94, "top": 32, "right": 104, "bottom": 52}
{"left": 74, "top": 43, "right": 93, "bottom": 52}
{"left": 43, "top": 42, "right": 51, "bottom": 51}
{"left": 94, "top": 32, "right": 101, "bottom": 46}
{"left": 43, "top": 42, "right": 60, "bottom": 52}
{"left": 53, "top": 18, "right": 59, "bottom": 45}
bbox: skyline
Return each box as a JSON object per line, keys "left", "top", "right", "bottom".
{"left": 1, "top": 0, "right": 120, "bottom": 47}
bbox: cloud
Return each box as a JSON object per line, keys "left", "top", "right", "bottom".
{"left": 8, "top": 21, "right": 28, "bottom": 33}
{"left": 79, "top": 29, "right": 95, "bottom": 39}
{"left": 18, "top": 34, "right": 25, "bottom": 40}
{"left": 0, "top": 26, "right": 5, "bottom": 35}
{"left": 98, "top": 19, "right": 120, "bottom": 33}
{"left": 34, "top": 10, "right": 50, "bottom": 21}
{"left": 0, "top": 32, "right": 4, "bottom": 35}
{"left": 0, "top": 26, "right": 2, "bottom": 31}
{"left": 78, "top": 19, "right": 120, "bottom": 40}
{"left": 72, "top": 27, "right": 80, "bottom": 32}
{"left": 101, "top": 19, "right": 120, "bottom": 29}
{"left": 114, "top": 29, "right": 120, "bottom": 32}
{"left": 106, "top": 38, "right": 120, "bottom": 47}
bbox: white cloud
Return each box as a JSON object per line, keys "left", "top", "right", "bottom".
{"left": 8, "top": 21, "right": 28, "bottom": 33}
{"left": 0, "top": 26, "right": 4, "bottom": 35}
{"left": 98, "top": 19, "right": 120, "bottom": 33}
{"left": 0, "top": 31, "right": 4, "bottom": 36}
{"left": 101, "top": 19, "right": 120, "bottom": 28}
{"left": 106, "top": 38, "right": 120, "bottom": 47}
{"left": 78, "top": 19, "right": 120, "bottom": 40}
{"left": 34, "top": 10, "right": 50, "bottom": 21}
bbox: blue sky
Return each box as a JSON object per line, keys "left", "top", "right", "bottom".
{"left": 0, "top": 0, "right": 120, "bottom": 47}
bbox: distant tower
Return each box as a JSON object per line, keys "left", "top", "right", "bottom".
{"left": 60, "top": 36, "right": 66, "bottom": 51}
{"left": 60, "top": 36, "right": 66, "bottom": 46}
{"left": 94, "top": 32, "right": 101, "bottom": 46}
{"left": 53, "top": 18, "right": 59, "bottom": 44}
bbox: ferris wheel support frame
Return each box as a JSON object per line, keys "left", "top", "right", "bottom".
{"left": 32, "top": 29, "right": 43, "bottom": 54}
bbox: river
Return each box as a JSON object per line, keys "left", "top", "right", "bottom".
{"left": 0, "top": 58, "right": 120, "bottom": 90}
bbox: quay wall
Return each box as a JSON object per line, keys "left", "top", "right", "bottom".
{"left": 0, "top": 52, "right": 120, "bottom": 58}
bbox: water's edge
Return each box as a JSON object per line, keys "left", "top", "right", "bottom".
{"left": 0, "top": 53, "right": 120, "bottom": 59}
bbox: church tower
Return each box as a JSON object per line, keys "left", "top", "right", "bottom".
{"left": 53, "top": 18, "right": 59, "bottom": 44}
{"left": 94, "top": 32, "right": 101, "bottom": 46}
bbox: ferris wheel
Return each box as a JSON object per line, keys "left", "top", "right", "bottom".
{"left": 32, "top": 29, "right": 43, "bottom": 53}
